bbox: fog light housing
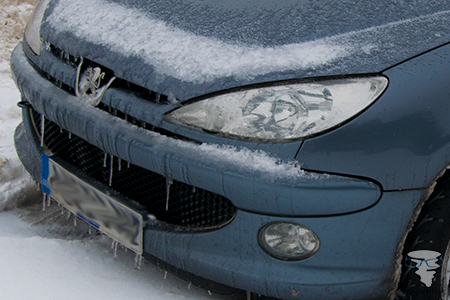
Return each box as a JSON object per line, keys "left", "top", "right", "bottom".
{"left": 258, "top": 222, "right": 320, "bottom": 261}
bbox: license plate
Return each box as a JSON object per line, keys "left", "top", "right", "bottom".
{"left": 41, "top": 154, "right": 143, "bottom": 254}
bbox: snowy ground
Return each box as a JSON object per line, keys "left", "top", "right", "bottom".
{"left": 0, "top": 1, "right": 247, "bottom": 299}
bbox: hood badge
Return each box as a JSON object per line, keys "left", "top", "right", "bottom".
{"left": 75, "top": 57, "right": 116, "bottom": 107}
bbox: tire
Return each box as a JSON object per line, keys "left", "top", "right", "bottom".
{"left": 397, "top": 172, "right": 450, "bottom": 300}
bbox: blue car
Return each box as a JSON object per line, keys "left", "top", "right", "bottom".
{"left": 11, "top": 0, "right": 450, "bottom": 299}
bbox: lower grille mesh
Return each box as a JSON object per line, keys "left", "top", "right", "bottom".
{"left": 31, "top": 109, "right": 236, "bottom": 229}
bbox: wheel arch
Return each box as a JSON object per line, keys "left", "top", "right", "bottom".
{"left": 388, "top": 163, "right": 450, "bottom": 299}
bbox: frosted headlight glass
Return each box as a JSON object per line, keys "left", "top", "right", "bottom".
{"left": 168, "top": 77, "right": 388, "bottom": 140}
{"left": 24, "top": 0, "right": 50, "bottom": 55}
{"left": 259, "top": 223, "right": 320, "bottom": 261}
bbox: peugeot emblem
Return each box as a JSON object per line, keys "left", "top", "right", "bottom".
{"left": 75, "top": 57, "right": 116, "bottom": 107}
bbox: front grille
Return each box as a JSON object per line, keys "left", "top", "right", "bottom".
{"left": 47, "top": 44, "right": 170, "bottom": 104}
{"left": 31, "top": 109, "right": 237, "bottom": 230}
{"left": 32, "top": 42, "right": 193, "bottom": 142}
{"left": 49, "top": 44, "right": 81, "bottom": 67}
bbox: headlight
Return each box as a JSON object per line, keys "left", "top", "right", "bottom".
{"left": 168, "top": 77, "right": 388, "bottom": 140}
{"left": 258, "top": 222, "right": 320, "bottom": 261}
{"left": 24, "top": 0, "right": 50, "bottom": 55}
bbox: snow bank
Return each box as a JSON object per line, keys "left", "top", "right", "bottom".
{"left": 0, "top": 0, "right": 37, "bottom": 73}
{"left": 0, "top": 72, "right": 37, "bottom": 211}
{"left": 0, "top": 0, "right": 38, "bottom": 210}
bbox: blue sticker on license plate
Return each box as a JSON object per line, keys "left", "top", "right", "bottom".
{"left": 41, "top": 154, "right": 51, "bottom": 195}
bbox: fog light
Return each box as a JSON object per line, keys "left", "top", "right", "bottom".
{"left": 258, "top": 222, "right": 320, "bottom": 261}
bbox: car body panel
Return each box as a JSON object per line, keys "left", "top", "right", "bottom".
{"left": 40, "top": 0, "right": 450, "bottom": 100}
{"left": 299, "top": 42, "right": 450, "bottom": 190}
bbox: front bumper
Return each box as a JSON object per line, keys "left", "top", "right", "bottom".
{"left": 11, "top": 43, "right": 424, "bottom": 299}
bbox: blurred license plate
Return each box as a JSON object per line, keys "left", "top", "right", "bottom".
{"left": 41, "top": 154, "right": 143, "bottom": 254}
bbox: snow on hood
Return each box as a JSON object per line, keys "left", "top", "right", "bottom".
{"left": 45, "top": 0, "right": 349, "bottom": 83}
{"left": 41, "top": 0, "right": 450, "bottom": 100}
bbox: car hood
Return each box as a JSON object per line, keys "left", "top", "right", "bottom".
{"left": 41, "top": 0, "right": 450, "bottom": 101}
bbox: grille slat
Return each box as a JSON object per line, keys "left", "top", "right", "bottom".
{"left": 32, "top": 110, "right": 236, "bottom": 229}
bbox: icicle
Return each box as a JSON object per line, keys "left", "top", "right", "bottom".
{"left": 67, "top": 210, "right": 71, "bottom": 219}
{"left": 109, "top": 155, "right": 114, "bottom": 186}
{"left": 208, "top": 290, "right": 212, "bottom": 296}
{"left": 60, "top": 127, "right": 63, "bottom": 133}
{"left": 165, "top": 178, "right": 173, "bottom": 211}
{"left": 73, "top": 214, "right": 77, "bottom": 226}
{"left": 192, "top": 186, "right": 196, "bottom": 193}
{"left": 127, "top": 161, "right": 130, "bottom": 168}
{"left": 103, "top": 153, "right": 108, "bottom": 167}
{"left": 60, "top": 50, "right": 65, "bottom": 61}
{"left": 111, "top": 240, "right": 116, "bottom": 249}
{"left": 118, "top": 158, "right": 122, "bottom": 171}
{"left": 141, "top": 121, "right": 146, "bottom": 129}
{"left": 114, "top": 242, "right": 118, "bottom": 258}
{"left": 37, "top": 182, "right": 40, "bottom": 191}
{"left": 164, "top": 271, "right": 168, "bottom": 279}
{"left": 42, "top": 193, "right": 46, "bottom": 211}
{"left": 68, "top": 132, "right": 72, "bottom": 139}
{"left": 61, "top": 206, "right": 64, "bottom": 215}
{"left": 89, "top": 225, "right": 92, "bottom": 235}
{"left": 40, "top": 115, "right": 45, "bottom": 147}
{"left": 124, "top": 113, "right": 128, "bottom": 121}
{"left": 155, "top": 93, "right": 161, "bottom": 104}
{"left": 47, "top": 195, "right": 51, "bottom": 207}
{"left": 167, "top": 92, "right": 179, "bottom": 105}
{"left": 188, "top": 282, "right": 192, "bottom": 289}
{"left": 134, "top": 253, "right": 142, "bottom": 269}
